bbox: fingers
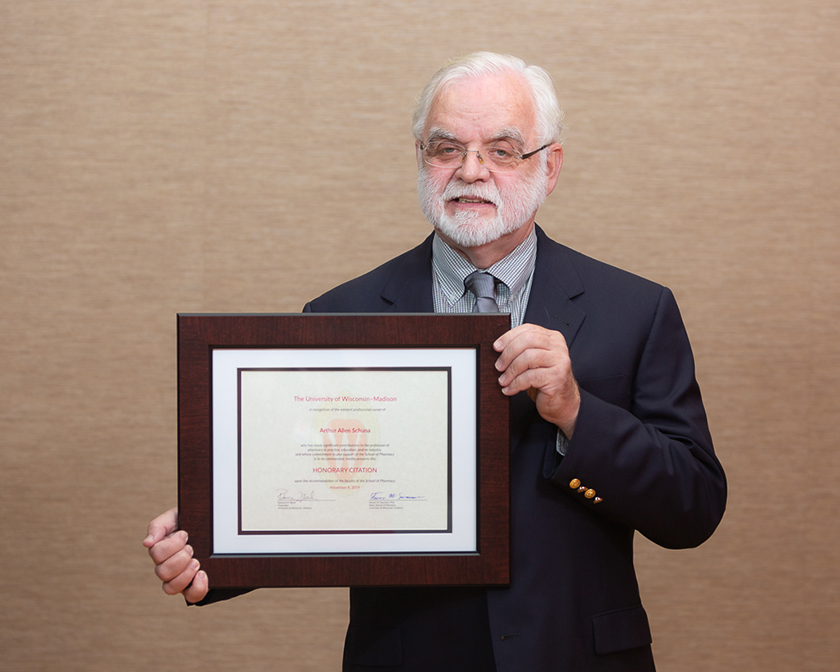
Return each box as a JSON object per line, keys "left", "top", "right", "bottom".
{"left": 149, "top": 529, "right": 189, "bottom": 569}
{"left": 182, "top": 571, "right": 209, "bottom": 604}
{"left": 494, "top": 324, "right": 569, "bottom": 394}
{"left": 161, "top": 554, "right": 201, "bottom": 596}
{"left": 493, "top": 323, "right": 580, "bottom": 437}
{"left": 143, "top": 507, "right": 179, "bottom": 548}
{"left": 494, "top": 323, "right": 561, "bottom": 363}
{"left": 154, "top": 537, "right": 208, "bottom": 602}
{"left": 143, "top": 506, "right": 210, "bottom": 603}
{"left": 498, "top": 347, "right": 565, "bottom": 395}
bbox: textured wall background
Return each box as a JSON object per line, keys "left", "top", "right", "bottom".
{"left": 1, "top": 1, "right": 838, "bottom": 670}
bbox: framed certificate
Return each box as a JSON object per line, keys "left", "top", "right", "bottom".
{"left": 178, "top": 313, "right": 510, "bottom": 588}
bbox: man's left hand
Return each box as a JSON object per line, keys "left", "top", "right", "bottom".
{"left": 494, "top": 323, "right": 580, "bottom": 438}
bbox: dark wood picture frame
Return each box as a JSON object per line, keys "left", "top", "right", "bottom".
{"left": 178, "top": 313, "right": 510, "bottom": 588}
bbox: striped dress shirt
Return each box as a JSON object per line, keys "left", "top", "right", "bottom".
{"left": 430, "top": 227, "right": 568, "bottom": 454}
{"left": 431, "top": 228, "right": 537, "bottom": 327}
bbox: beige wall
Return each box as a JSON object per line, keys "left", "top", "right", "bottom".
{"left": 1, "top": 1, "right": 838, "bottom": 670}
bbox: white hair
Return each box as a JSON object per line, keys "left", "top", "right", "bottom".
{"left": 412, "top": 52, "right": 566, "bottom": 146}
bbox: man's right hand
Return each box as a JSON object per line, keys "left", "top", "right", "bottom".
{"left": 143, "top": 507, "right": 209, "bottom": 604}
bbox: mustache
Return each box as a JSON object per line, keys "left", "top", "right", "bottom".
{"left": 441, "top": 181, "right": 501, "bottom": 206}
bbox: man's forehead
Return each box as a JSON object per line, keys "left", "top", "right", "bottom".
{"left": 424, "top": 72, "right": 537, "bottom": 142}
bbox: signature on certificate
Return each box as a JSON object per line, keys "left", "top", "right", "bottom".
{"left": 276, "top": 488, "right": 334, "bottom": 504}
{"left": 369, "top": 492, "right": 427, "bottom": 501}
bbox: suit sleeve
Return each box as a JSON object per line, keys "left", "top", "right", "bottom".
{"left": 189, "top": 587, "right": 253, "bottom": 607}
{"left": 546, "top": 287, "right": 726, "bottom": 549}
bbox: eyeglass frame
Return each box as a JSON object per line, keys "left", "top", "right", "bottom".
{"left": 418, "top": 140, "right": 552, "bottom": 172}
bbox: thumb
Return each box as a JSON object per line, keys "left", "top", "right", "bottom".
{"left": 143, "top": 507, "right": 179, "bottom": 548}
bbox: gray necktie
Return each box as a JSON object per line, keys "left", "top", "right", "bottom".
{"left": 465, "top": 271, "right": 500, "bottom": 313}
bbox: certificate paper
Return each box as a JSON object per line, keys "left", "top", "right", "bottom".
{"left": 212, "top": 348, "right": 478, "bottom": 555}
{"left": 239, "top": 367, "right": 451, "bottom": 534}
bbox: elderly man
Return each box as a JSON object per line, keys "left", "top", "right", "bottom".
{"left": 145, "top": 52, "right": 726, "bottom": 671}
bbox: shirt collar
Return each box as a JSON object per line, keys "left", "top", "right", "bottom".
{"left": 431, "top": 227, "right": 538, "bottom": 305}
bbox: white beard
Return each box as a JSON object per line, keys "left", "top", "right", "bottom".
{"left": 418, "top": 164, "right": 548, "bottom": 248}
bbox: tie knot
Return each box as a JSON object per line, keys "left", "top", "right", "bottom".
{"left": 465, "top": 271, "right": 500, "bottom": 313}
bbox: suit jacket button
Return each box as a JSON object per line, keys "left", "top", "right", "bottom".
{"left": 594, "top": 497, "right": 603, "bottom": 504}
{"left": 584, "top": 489, "right": 596, "bottom": 499}
{"left": 569, "top": 478, "right": 581, "bottom": 489}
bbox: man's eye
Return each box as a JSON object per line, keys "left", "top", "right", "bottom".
{"left": 435, "top": 144, "right": 461, "bottom": 155}
{"left": 488, "top": 146, "right": 515, "bottom": 160}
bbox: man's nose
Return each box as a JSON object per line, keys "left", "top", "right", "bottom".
{"left": 457, "top": 150, "right": 491, "bottom": 182}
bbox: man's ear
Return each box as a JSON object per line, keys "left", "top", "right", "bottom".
{"left": 544, "top": 144, "right": 563, "bottom": 196}
{"left": 415, "top": 140, "right": 424, "bottom": 169}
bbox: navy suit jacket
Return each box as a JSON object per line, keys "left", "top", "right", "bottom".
{"left": 303, "top": 226, "right": 726, "bottom": 671}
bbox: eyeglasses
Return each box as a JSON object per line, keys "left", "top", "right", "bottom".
{"left": 419, "top": 139, "right": 550, "bottom": 173}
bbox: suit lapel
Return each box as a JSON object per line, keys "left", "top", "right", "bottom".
{"left": 525, "top": 226, "right": 586, "bottom": 346}
{"left": 380, "top": 234, "right": 436, "bottom": 312}
{"left": 510, "top": 226, "right": 587, "bottom": 449}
